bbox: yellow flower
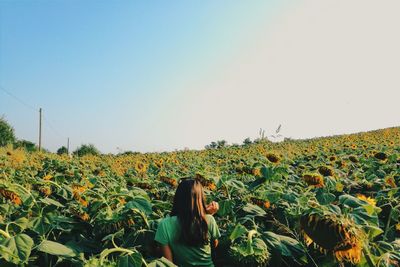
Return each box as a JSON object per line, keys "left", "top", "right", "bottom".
{"left": 252, "top": 168, "right": 262, "bottom": 177}
{"left": 43, "top": 174, "right": 53, "bottom": 180}
{"left": 119, "top": 198, "right": 126, "bottom": 205}
{"left": 356, "top": 194, "right": 376, "bottom": 207}
{"left": 79, "top": 212, "right": 90, "bottom": 222}
{"left": 0, "top": 188, "right": 22, "bottom": 205}
{"left": 135, "top": 161, "right": 147, "bottom": 173}
{"left": 396, "top": 223, "right": 400, "bottom": 232}
{"left": 385, "top": 176, "right": 397, "bottom": 188}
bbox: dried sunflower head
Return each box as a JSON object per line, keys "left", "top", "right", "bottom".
{"left": 374, "top": 152, "right": 388, "bottom": 161}
{"left": 318, "top": 166, "right": 335, "bottom": 177}
{"left": 266, "top": 153, "right": 280, "bottom": 163}
{"left": 303, "top": 173, "right": 324, "bottom": 188}
{"left": 300, "top": 213, "right": 364, "bottom": 264}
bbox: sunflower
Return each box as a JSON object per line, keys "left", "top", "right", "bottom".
{"left": 0, "top": 188, "right": 22, "bottom": 205}
{"left": 252, "top": 168, "right": 262, "bottom": 177}
{"left": 134, "top": 182, "right": 153, "bottom": 190}
{"left": 251, "top": 197, "right": 271, "bottom": 209}
{"left": 303, "top": 173, "right": 324, "bottom": 188}
{"left": 160, "top": 176, "right": 178, "bottom": 187}
{"left": 329, "top": 156, "right": 337, "bottom": 161}
{"left": 79, "top": 212, "right": 90, "bottom": 222}
{"left": 318, "top": 166, "right": 335, "bottom": 177}
{"left": 300, "top": 213, "right": 363, "bottom": 264}
{"left": 155, "top": 159, "right": 164, "bottom": 168}
{"left": 348, "top": 155, "right": 358, "bottom": 163}
{"left": 374, "top": 152, "right": 388, "bottom": 161}
{"left": 385, "top": 176, "right": 397, "bottom": 188}
{"left": 134, "top": 161, "right": 148, "bottom": 173}
{"left": 205, "top": 182, "right": 217, "bottom": 191}
{"left": 43, "top": 174, "right": 53, "bottom": 180}
{"left": 39, "top": 186, "right": 52, "bottom": 197}
{"left": 194, "top": 173, "right": 216, "bottom": 190}
{"left": 119, "top": 198, "right": 126, "bottom": 205}
{"left": 356, "top": 194, "right": 376, "bottom": 207}
{"left": 79, "top": 198, "right": 89, "bottom": 207}
{"left": 265, "top": 153, "right": 280, "bottom": 163}
{"left": 336, "top": 160, "right": 347, "bottom": 168}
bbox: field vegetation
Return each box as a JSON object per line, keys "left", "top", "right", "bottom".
{"left": 0, "top": 127, "right": 399, "bottom": 266}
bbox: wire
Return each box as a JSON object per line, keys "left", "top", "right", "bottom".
{"left": 0, "top": 85, "right": 38, "bottom": 111}
{"left": 43, "top": 114, "right": 66, "bottom": 140}
{"left": 0, "top": 85, "right": 68, "bottom": 145}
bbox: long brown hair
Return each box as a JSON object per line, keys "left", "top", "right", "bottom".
{"left": 171, "top": 178, "right": 209, "bottom": 246}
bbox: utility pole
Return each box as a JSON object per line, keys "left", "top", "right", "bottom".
{"left": 67, "top": 137, "right": 70, "bottom": 154}
{"left": 38, "top": 108, "right": 42, "bottom": 151}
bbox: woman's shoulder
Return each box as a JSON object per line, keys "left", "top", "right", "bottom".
{"left": 205, "top": 214, "right": 217, "bottom": 224}
{"left": 159, "top": 215, "right": 178, "bottom": 225}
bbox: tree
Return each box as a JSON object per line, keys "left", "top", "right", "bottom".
{"left": 243, "top": 137, "right": 252, "bottom": 146}
{"left": 57, "top": 146, "right": 68, "bottom": 155}
{"left": 14, "top": 139, "right": 37, "bottom": 152}
{"left": 0, "top": 116, "right": 16, "bottom": 147}
{"left": 205, "top": 140, "right": 228, "bottom": 149}
{"left": 73, "top": 144, "right": 100, "bottom": 157}
{"left": 216, "top": 140, "right": 227, "bottom": 149}
{"left": 205, "top": 141, "right": 218, "bottom": 149}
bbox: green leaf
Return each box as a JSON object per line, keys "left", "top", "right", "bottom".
{"left": 217, "top": 199, "right": 233, "bottom": 217}
{"left": 364, "top": 225, "right": 384, "bottom": 239}
{"left": 363, "top": 204, "right": 375, "bottom": 216}
{"left": 242, "top": 203, "right": 266, "bottom": 216}
{"left": 339, "top": 194, "right": 364, "bottom": 208}
{"left": 12, "top": 217, "right": 29, "bottom": 231}
{"left": 117, "top": 253, "right": 143, "bottom": 267}
{"left": 40, "top": 197, "right": 65, "bottom": 208}
{"left": 147, "top": 257, "right": 177, "bottom": 267}
{"left": 316, "top": 191, "right": 336, "bottom": 205}
{"left": 263, "top": 231, "right": 307, "bottom": 264}
{"left": 37, "top": 240, "right": 77, "bottom": 257}
{"left": 0, "top": 234, "right": 33, "bottom": 264}
{"left": 248, "top": 177, "right": 267, "bottom": 190}
{"left": 125, "top": 197, "right": 152, "bottom": 215}
{"left": 29, "top": 215, "right": 52, "bottom": 235}
{"left": 261, "top": 166, "right": 273, "bottom": 179}
{"left": 229, "top": 224, "right": 247, "bottom": 242}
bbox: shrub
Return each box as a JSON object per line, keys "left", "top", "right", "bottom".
{"left": 0, "top": 116, "right": 16, "bottom": 147}
{"left": 57, "top": 146, "right": 68, "bottom": 155}
{"left": 14, "top": 139, "right": 37, "bottom": 152}
{"left": 73, "top": 144, "right": 100, "bottom": 157}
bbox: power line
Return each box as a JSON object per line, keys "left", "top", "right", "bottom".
{"left": 0, "top": 85, "right": 37, "bottom": 111}
{"left": 43, "top": 114, "right": 66, "bottom": 140}
{"left": 0, "top": 85, "right": 69, "bottom": 150}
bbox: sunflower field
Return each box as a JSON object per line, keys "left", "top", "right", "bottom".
{"left": 0, "top": 127, "right": 400, "bottom": 267}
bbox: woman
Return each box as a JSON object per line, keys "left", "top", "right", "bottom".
{"left": 155, "top": 178, "right": 220, "bottom": 267}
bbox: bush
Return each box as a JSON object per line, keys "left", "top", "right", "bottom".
{"left": 57, "top": 146, "right": 68, "bottom": 155}
{"left": 0, "top": 116, "right": 16, "bottom": 147}
{"left": 205, "top": 140, "right": 228, "bottom": 149}
{"left": 73, "top": 144, "right": 100, "bottom": 157}
{"left": 14, "top": 139, "right": 37, "bottom": 152}
{"left": 243, "top": 138, "right": 252, "bottom": 146}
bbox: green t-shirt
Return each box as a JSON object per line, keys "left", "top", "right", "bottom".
{"left": 154, "top": 214, "right": 221, "bottom": 267}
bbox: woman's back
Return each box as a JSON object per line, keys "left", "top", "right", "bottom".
{"left": 155, "top": 214, "right": 220, "bottom": 267}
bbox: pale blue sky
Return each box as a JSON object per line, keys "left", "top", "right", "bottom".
{"left": 1, "top": 1, "right": 399, "bottom": 153}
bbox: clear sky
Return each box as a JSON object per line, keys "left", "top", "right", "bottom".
{"left": 1, "top": 0, "right": 399, "bottom": 153}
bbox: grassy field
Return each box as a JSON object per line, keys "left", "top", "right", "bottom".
{"left": 0, "top": 127, "right": 399, "bottom": 266}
